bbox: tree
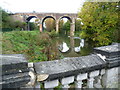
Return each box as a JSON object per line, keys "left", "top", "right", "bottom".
{"left": 29, "top": 22, "right": 38, "bottom": 30}
{"left": 0, "top": 8, "right": 2, "bottom": 28}
{"left": 1, "top": 8, "right": 27, "bottom": 31}
{"left": 59, "top": 19, "right": 64, "bottom": 32}
{"left": 35, "top": 18, "right": 40, "bottom": 26}
{"left": 62, "top": 20, "right": 70, "bottom": 35}
{"left": 45, "top": 18, "right": 55, "bottom": 32}
{"left": 1, "top": 8, "right": 12, "bottom": 28}
{"left": 75, "top": 19, "right": 81, "bottom": 31}
{"left": 78, "top": 2, "right": 119, "bottom": 46}
{"left": 63, "top": 20, "right": 70, "bottom": 31}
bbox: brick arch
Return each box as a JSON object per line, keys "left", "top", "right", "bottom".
{"left": 40, "top": 16, "right": 56, "bottom": 31}
{"left": 26, "top": 16, "right": 38, "bottom": 22}
{"left": 41, "top": 16, "right": 56, "bottom": 24}
{"left": 57, "top": 16, "right": 73, "bottom": 34}
{"left": 58, "top": 16, "right": 72, "bottom": 23}
{"left": 25, "top": 15, "right": 40, "bottom": 31}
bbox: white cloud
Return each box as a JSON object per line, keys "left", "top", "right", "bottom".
{"left": 0, "top": 0, "right": 85, "bottom": 13}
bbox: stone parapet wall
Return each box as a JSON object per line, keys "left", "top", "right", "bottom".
{"left": 33, "top": 54, "right": 106, "bottom": 81}
{"left": 28, "top": 43, "right": 119, "bottom": 89}
{"left": 0, "top": 54, "right": 30, "bottom": 89}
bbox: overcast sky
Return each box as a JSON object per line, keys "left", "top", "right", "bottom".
{"left": 0, "top": 0, "right": 85, "bottom": 13}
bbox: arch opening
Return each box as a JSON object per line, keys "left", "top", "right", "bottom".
{"left": 26, "top": 16, "right": 40, "bottom": 31}
{"left": 26, "top": 16, "right": 37, "bottom": 22}
{"left": 60, "top": 16, "right": 72, "bottom": 23}
{"left": 58, "top": 16, "right": 72, "bottom": 35}
{"left": 41, "top": 16, "right": 56, "bottom": 32}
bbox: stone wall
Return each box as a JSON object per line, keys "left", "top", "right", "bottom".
{"left": 26, "top": 43, "right": 120, "bottom": 89}
{"left": 0, "top": 54, "right": 30, "bottom": 89}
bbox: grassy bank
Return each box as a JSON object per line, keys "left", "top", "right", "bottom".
{"left": 2, "top": 30, "right": 60, "bottom": 62}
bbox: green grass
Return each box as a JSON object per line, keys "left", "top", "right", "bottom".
{"left": 2, "top": 30, "right": 59, "bottom": 62}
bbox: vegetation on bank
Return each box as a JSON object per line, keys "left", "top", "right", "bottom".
{"left": 78, "top": 2, "right": 120, "bottom": 46}
{"left": 1, "top": 8, "right": 39, "bottom": 31}
{"left": 2, "top": 30, "right": 61, "bottom": 62}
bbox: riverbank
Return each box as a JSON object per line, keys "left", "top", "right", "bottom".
{"left": 2, "top": 30, "right": 61, "bottom": 62}
{"left": 2, "top": 30, "right": 95, "bottom": 62}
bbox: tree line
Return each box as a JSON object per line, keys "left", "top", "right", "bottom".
{"left": 1, "top": 8, "right": 38, "bottom": 31}
{"left": 78, "top": 2, "right": 120, "bottom": 46}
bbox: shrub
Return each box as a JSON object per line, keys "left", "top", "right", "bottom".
{"left": 2, "top": 31, "right": 51, "bottom": 62}
{"left": 48, "top": 30, "right": 59, "bottom": 38}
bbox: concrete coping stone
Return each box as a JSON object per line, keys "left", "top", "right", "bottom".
{"left": 94, "top": 43, "right": 120, "bottom": 58}
{"left": 0, "top": 54, "right": 30, "bottom": 88}
{"left": 94, "top": 43, "right": 120, "bottom": 68}
{"left": 0, "top": 54, "right": 28, "bottom": 75}
{"left": 34, "top": 54, "right": 106, "bottom": 81}
{"left": 0, "top": 54, "right": 27, "bottom": 65}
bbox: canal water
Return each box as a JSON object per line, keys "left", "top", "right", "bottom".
{"left": 48, "top": 34, "right": 93, "bottom": 60}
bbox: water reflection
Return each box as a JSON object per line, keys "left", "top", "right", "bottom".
{"left": 58, "top": 42, "right": 70, "bottom": 53}
{"left": 58, "top": 37, "right": 85, "bottom": 53}
{"left": 74, "top": 39, "right": 84, "bottom": 52}
{"left": 46, "top": 35, "right": 93, "bottom": 60}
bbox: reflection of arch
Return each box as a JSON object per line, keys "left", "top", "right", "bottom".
{"left": 58, "top": 42, "right": 70, "bottom": 53}
{"left": 58, "top": 37, "right": 85, "bottom": 54}
{"left": 26, "top": 16, "right": 38, "bottom": 22}
{"left": 74, "top": 39, "right": 84, "bottom": 52}
{"left": 41, "top": 16, "right": 56, "bottom": 31}
{"left": 59, "top": 48, "right": 72, "bottom": 53}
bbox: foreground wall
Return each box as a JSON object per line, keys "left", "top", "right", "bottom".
{"left": 27, "top": 43, "right": 120, "bottom": 89}
{"left": 1, "top": 43, "right": 120, "bottom": 89}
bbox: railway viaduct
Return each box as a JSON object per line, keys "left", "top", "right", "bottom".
{"left": 11, "top": 12, "right": 78, "bottom": 36}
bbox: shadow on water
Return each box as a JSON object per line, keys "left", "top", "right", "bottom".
{"left": 47, "top": 32, "right": 94, "bottom": 60}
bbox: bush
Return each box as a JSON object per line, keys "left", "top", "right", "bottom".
{"left": 2, "top": 30, "right": 65, "bottom": 62}
{"left": 48, "top": 30, "right": 59, "bottom": 38}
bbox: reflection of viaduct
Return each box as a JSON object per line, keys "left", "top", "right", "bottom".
{"left": 59, "top": 37, "right": 84, "bottom": 54}
{"left": 11, "top": 13, "right": 78, "bottom": 36}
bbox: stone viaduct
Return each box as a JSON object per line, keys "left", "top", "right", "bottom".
{"left": 11, "top": 12, "right": 78, "bottom": 36}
